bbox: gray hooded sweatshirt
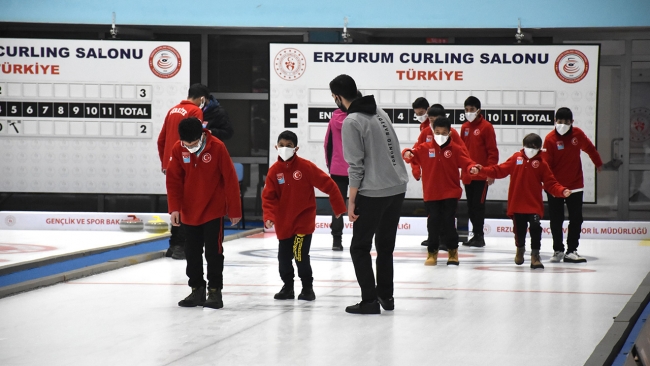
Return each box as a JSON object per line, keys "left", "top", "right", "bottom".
{"left": 342, "top": 95, "right": 409, "bottom": 197}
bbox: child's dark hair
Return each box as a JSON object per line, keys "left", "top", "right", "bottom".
{"left": 329, "top": 74, "right": 358, "bottom": 100}
{"left": 187, "top": 83, "right": 210, "bottom": 99}
{"left": 178, "top": 117, "right": 203, "bottom": 142}
{"left": 523, "top": 133, "right": 542, "bottom": 149}
{"left": 278, "top": 130, "right": 298, "bottom": 146}
{"left": 464, "top": 96, "right": 481, "bottom": 109}
{"left": 433, "top": 117, "right": 452, "bottom": 131}
{"left": 412, "top": 97, "right": 429, "bottom": 110}
{"left": 427, "top": 104, "right": 446, "bottom": 117}
{"left": 555, "top": 107, "right": 573, "bottom": 121}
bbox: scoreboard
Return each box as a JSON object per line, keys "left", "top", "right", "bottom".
{"left": 269, "top": 44, "right": 600, "bottom": 202}
{"left": 0, "top": 39, "right": 189, "bottom": 194}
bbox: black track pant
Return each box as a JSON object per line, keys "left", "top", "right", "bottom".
{"left": 278, "top": 234, "right": 313, "bottom": 288}
{"left": 425, "top": 199, "right": 459, "bottom": 252}
{"left": 512, "top": 213, "right": 542, "bottom": 250}
{"left": 183, "top": 218, "right": 224, "bottom": 290}
{"left": 330, "top": 175, "right": 349, "bottom": 238}
{"left": 464, "top": 180, "right": 488, "bottom": 237}
{"left": 350, "top": 193, "right": 405, "bottom": 302}
{"left": 546, "top": 191, "right": 584, "bottom": 253}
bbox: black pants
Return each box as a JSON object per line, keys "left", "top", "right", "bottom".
{"left": 169, "top": 223, "right": 186, "bottom": 248}
{"left": 278, "top": 234, "right": 313, "bottom": 287}
{"left": 350, "top": 193, "right": 405, "bottom": 302}
{"left": 183, "top": 217, "right": 224, "bottom": 290}
{"left": 330, "top": 175, "right": 349, "bottom": 238}
{"left": 512, "top": 214, "right": 542, "bottom": 250}
{"left": 425, "top": 199, "right": 459, "bottom": 252}
{"left": 465, "top": 180, "right": 488, "bottom": 237}
{"left": 546, "top": 191, "right": 583, "bottom": 253}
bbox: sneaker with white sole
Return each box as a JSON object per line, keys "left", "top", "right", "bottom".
{"left": 564, "top": 251, "right": 587, "bottom": 263}
{"left": 550, "top": 251, "right": 565, "bottom": 263}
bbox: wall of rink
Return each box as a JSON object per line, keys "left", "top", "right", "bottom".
{"left": 0, "top": 38, "right": 190, "bottom": 195}
{"left": 269, "top": 44, "right": 600, "bottom": 202}
{"left": 261, "top": 215, "right": 650, "bottom": 240}
{"left": 0, "top": 211, "right": 170, "bottom": 231}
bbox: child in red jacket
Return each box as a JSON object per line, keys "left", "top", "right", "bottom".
{"left": 402, "top": 117, "right": 480, "bottom": 266}
{"left": 460, "top": 96, "right": 499, "bottom": 248}
{"left": 543, "top": 107, "right": 602, "bottom": 263}
{"left": 166, "top": 117, "right": 242, "bottom": 309}
{"left": 477, "top": 133, "right": 571, "bottom": 269}
{"left": 263, "top": 130, "right": 347, "bottom": 301}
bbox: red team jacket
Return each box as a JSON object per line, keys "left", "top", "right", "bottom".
{"left": 478, "top": 150, "right": 567, "bottom": 217}
{"left": 403, "top": 137, "right": 477, "bottom": 201}
{"left": 460, "top": 114, "right": 499, "bottom": 184}
{"left": 158, "top": 100, "right": 204, "bottom": 170}
{"left": 542, "top": 127, "right": 602, "bottom": 190}
{"left": 263, "top": 155, "right": 347, "bottom": 240}
{"left": 165, "top": 130, "right": 241, "bottom": 226}
{"left": 410, "top": 127, "right": 462, "bottom": 181}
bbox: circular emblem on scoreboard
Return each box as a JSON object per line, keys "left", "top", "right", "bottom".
{"left": 630, "top": 108, "right": 650, "bottom": 142}
{"left": 555, "top": 49, "right": 589, "bottom": 84}
{"left": 571, "top": 137, "right": 579, "bottom": 146}
{"left": 4, "top": 215, "right": 16, "bottom": 227}
{"left": 202, "top": 153, "right": 212, "bottom": 163}
{"left": 149, "top": 45, "right": 182, "bottom": 79}
{"left": 274, "top": 48, "right": 306, "bottom": 81}
{"left": 444, "top": 150, "right": 452, "bottom": 158}
{"left": 531, "top": 160, "right": 540, "bottom": 168}
{"left": 293, "top": 170, "right": 303, "bottom": 180}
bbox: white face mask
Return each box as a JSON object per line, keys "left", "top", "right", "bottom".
{"left": 524, "top": 148, "right": 539, "bottom": 159}
{"left": 555, "top": 123, "right": 571, "bottom": 135}
{"left": 199, "top": 97, "right": 205, "bottom": 110}
{"left": 434, "top": 134, "right": 449, "bottom": 146}
{"left": 184, "top": 136, "right": 203, "bottom": 154}
{"left": 465, "top": 111, "right": 477, "bottom": 122}
{"left": 416, "top": 114, "right": 428, "bottom": 123}
{"left": 277, "top": 147, "right": 295, "bottom": 161}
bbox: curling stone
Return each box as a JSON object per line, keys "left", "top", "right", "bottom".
{"left": 145, "top": 215, "right": 169, "bottom": 234}
{"left": 119, "top": 215, "right": 144, "bottom": 232}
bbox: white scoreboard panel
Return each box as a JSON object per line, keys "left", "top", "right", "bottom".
{"left": 0, "top": 38, "right": 189, "bottom": 194}
{"left": 269, "top": 44, "right": 600, "bottom": 202}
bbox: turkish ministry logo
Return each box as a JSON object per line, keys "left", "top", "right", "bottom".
{"left": 274, "top": 48, "right": 306, "bottom": 81}
{"left": 4, "top": 215, "right": 16, "bottom": 227}
{"left": 149, "top": 45, "right": 182, "bottom": 79}
{"left": 555, "top": 49, "right": 589, "bottom": 83}
{"left": 630, "top": 108, "right": 650, "bottom": 142}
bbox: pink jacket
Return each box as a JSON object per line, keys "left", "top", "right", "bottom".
{"left": 324, "top": 109, "right": 349, "bottom": 176}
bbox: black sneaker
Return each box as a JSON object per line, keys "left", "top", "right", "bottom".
{"left": 165, "top": 247, "right": 173, "bottom": 257}
{"left": 178, "top": 286, "right": 206, "bottom": 307}
{"left": 297, "top": 287, "right": 316, "bottom": 301}
{"left": 171, "top": 245, "right": 186, "bottom": 260}
{"left": 346, "top": 300, "right": 381, "bottom": 314}
{"left": 332, "top": 236, "right": 343, "bottom": 251}
{"left": 377, "top": 296, "right": 394, "bottom": 311}
{"left": 463, "top": 236, "right": 485, "bottom": 248}
{"left": 204, "top": 288, "right": 223, "bottom": 309}
{"left": 421, "top": 239, "right": 428, "bottom": 247}
{"left": 274, "top": 284, "right": 295, "bottom": 300}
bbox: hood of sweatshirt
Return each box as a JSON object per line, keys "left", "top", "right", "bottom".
{"left": 347, "top": 95, "right": 377, "bottom": 115}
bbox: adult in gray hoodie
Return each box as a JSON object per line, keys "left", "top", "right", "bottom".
{"left": 329, "top": 74, "right": 409, "bottom": 315}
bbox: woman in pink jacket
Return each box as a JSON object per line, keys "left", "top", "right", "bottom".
{"left": 324, "top": 108, "right": 349, "bottom": 251}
